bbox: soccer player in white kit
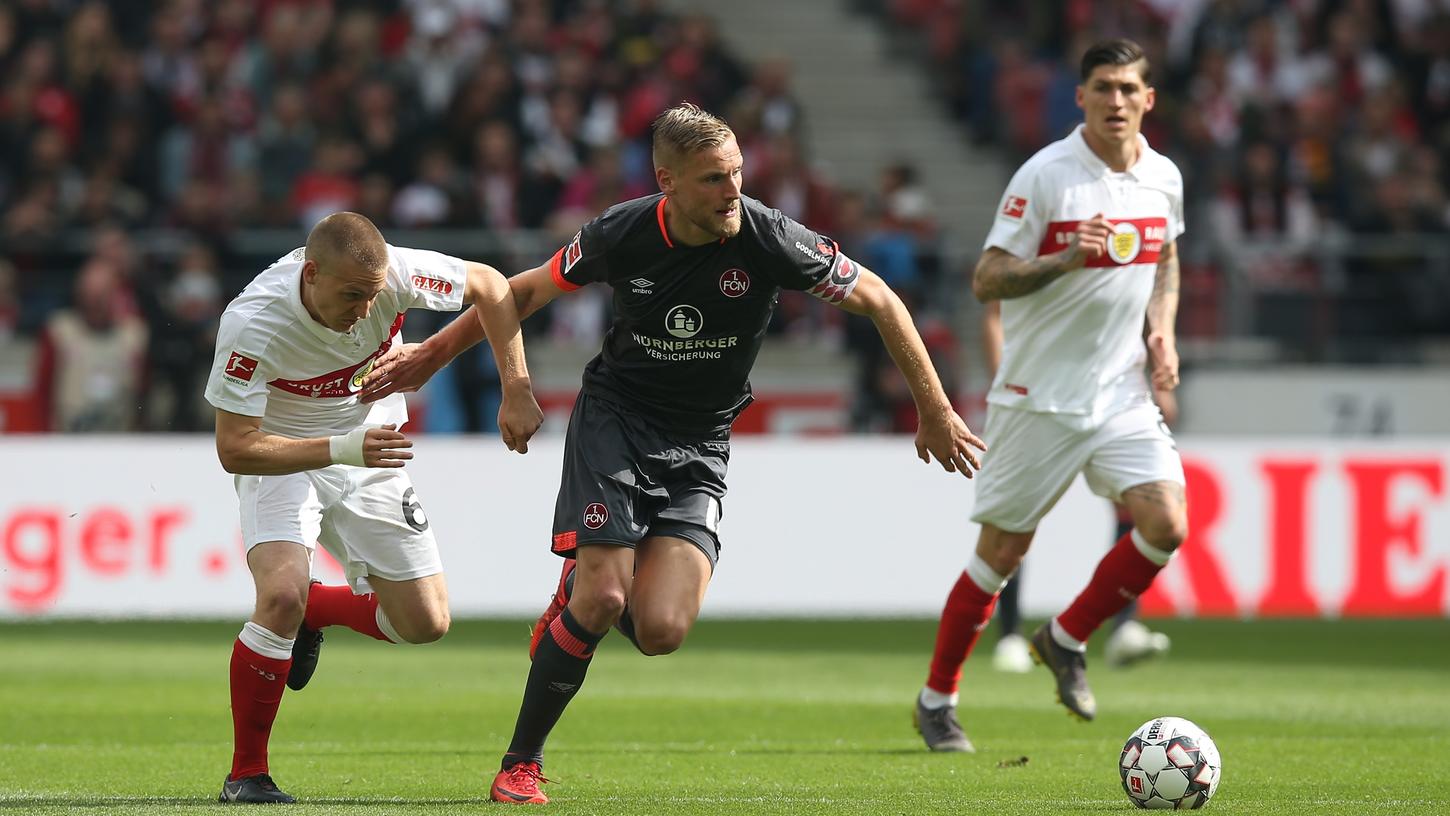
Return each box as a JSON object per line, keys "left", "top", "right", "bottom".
{"left": 915, "top": 39, "right": 1189, "bottom": 752}
{"left": 205, "top": 212, "right": 543, "bottom": 802}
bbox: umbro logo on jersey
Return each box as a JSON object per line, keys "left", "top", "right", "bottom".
{"left": 630, "top": 277, "right": 654, "bottom": 294}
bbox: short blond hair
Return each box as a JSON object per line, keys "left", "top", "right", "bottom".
{"left": 651, "top": 102, "right": 734, "bottom": 168}
{"left": 305, "top": 212, "right": 388, "bottom": 278}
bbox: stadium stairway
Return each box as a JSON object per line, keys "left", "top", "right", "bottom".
{"left": 683, "top": 1, "right": 1005, "bottom": 253}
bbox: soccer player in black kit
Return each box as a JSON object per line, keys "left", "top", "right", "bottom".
{"left": 359, "top": 103, "right": 987, "bottom": 804}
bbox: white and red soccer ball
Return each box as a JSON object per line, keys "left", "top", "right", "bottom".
{"left": 1119, "top": 716, "right": 1222, "bottom": 809}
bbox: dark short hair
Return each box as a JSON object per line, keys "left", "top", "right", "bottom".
{"left": 1080, "top": 38, "right": 1151, "bottom": 85}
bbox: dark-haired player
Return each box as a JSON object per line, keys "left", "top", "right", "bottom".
{"left": 916, "top": 38, "right": 1188, "bottom": 752}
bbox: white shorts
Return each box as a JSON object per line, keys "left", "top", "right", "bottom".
{"left": 971, "top": 402, "right": 1185, "bottom": 533}
{"left": 235, "top": 465, "right": 442, "bottom": 593}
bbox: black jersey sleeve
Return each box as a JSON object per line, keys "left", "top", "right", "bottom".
{"left": 745, "top": 204, "right": 861, "bottom": 305}
{"left": 549, "top": 216, "right": 611, "bottom": 291}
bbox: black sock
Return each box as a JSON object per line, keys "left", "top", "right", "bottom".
{"left": 614, "top": 606, "right": 642, "bottom": 652}
{"left": 502, "top": 608, "right": 605, "bottom": 769}
{"left": 997, "top": 568, "right": 1022, "bottom": 638}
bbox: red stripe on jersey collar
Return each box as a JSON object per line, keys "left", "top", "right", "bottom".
{"left": 656, "top": 196, "right": 730, "bottom": 247}
{"left": 656, "top": 197, "right": 674, "bottom": 248}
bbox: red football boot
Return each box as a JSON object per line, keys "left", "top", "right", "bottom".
{"left": 529, "top": 559, "right": 576, "bottom": 659}
{"left": 490, "top": 761, "right": 550, "bottom": 804}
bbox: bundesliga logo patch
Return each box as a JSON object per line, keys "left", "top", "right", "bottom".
{"left": 563, "top": 232, "right": 583, "bottom": 274}
{"left": 224, "top": 352, "right": 258, "bottom": 382}
{"left": 1002, "top": 196, "right": 1027, "bottom": 219}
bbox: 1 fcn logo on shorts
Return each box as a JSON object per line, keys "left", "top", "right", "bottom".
{"left": 582, "top": 503, "right": 608, "bottom": 530}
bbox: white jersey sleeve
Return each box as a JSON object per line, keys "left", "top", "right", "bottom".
{"left": 1165, "top": 161, "right": 1186, "bottom": 241}
{"left": 983, "top": 161, "right": 1049, "bottom": 260}
{"left": 205, "top": 312, "right": 273, "bottom": 417}
{"left": 388, "top": 245, "right": 468, "bottom": 313}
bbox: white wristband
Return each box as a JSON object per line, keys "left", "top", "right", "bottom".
{"left": 328, "top": 427, "right": 369, "bottom": 467}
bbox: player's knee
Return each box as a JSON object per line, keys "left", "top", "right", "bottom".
{"left": 255, "top": 586, "right": 307, "bottom": 628}
{"left": 397, "top": 609, "right": 450, "bottom": 644}
{"left": 573, "top": 587, "right": 628, "bottom": 632}
{"left": 1141, "top": 516, "right": 1188, "bottom": 552}
{"left": 636, "top": 618, "right": 690, "bottom": 656}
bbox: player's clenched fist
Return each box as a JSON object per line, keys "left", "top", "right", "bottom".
{"left": 1068, "top": 213, "right": 1113, "bottom": 266}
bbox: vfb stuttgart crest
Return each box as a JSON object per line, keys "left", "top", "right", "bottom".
{"left": 1107, "top": 221, "right": 1143, "bottom": 264}
{"left": 719, "top": 268, "right": 750, "bottom": 298}
{"left": 583, "top": 502, "right": 608, "bottom": 530}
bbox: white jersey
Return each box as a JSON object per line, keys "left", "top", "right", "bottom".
{"left": 205, "top": 244, "right": 467, "bottom": 438}
{"left": 983, "top": 124, "right": 1184, "bottom": 424}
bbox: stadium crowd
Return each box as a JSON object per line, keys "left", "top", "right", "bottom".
{"left": 871, "top": 0, "right": 1450, "bottom": 356}
{"left": 2, "top": 0, "right": 951, "bottom": 433}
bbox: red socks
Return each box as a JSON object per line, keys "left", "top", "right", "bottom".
{"left": 1056, "top": 531, "right": 1166, "bottom": 642}
{"left": 303, "top": 583, "right": 391, "bottom": 642}
{"left": 926, "top": 575, "right": 999, "bottom": 695}
{"left": 229, "top": 639, "right": 291, "bottom": 780}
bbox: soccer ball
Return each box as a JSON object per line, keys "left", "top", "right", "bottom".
{"left": 1119, "top": 716, "right": 1222, "bottom": 809}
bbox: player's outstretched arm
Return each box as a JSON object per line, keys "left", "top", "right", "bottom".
{"left": 463, "top": 262, "right": 544, "bottom": 452}
{"left": 214, "top": 409, "right": 412, "bottom": 475}
{"left": 358, "top": 310, "right": 484, "bottom": 404}
{"left": 1146, "top": 240, "right": 1180, "bottom": 391}
{"left": 972, "top": 214, "right": 1111, "bottom": 302}
{"left": 837, "top": 269, "right": 987, "bottom": 478}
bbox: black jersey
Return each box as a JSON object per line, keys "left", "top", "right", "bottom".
{"left": 547, "top": 193, "right": 860, "bottom": 437}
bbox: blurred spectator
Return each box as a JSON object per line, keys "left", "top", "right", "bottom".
{"left": 0, "top": 260, "right": 19, "bottom": 343}
{"left": 393, "top": 144, "right": 467, "bottom": 227}
{"left": 290, "top": 136, "right": 362, "bottom": 228}
{"left": 145, "top": 241, "right": 221, "bottom": 431}
{"left": 34, "top": 258, "right": 148, "bottom": 432}
{"left": 256, "top": 83, "right": 316, "bottom": 210}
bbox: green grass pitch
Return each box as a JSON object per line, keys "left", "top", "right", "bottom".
{"left": 1, "top": 618, "right": 1447, "bottom": 814}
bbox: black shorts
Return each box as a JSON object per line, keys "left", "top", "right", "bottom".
{"left": 550, "top": 392, "right": 727, "bottom": 568}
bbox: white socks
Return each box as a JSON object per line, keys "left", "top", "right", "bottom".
{"left": 1131, "top": 528, "right": 1174, "bottom": 566}
{"left": 919, "top": 687, "right": 959, "bottom": 710}
{"left": 965, "top": 553, "right": 1009, "bottom": 595}
{"left": 239, "top": 621, "right": 295, "bottom": 659}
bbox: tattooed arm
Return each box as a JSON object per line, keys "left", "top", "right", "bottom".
{"left": 1146, "top": 240, "right": 1180, "bottom": 390}
{"left": 971, "top": 213, "right": 1112, "bottom": 302}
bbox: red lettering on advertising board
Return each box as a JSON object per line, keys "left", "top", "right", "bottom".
{"left": 1138, "top": 460, "right": 1238, "bottom": 616}
{"left": 80, "top": 508, "right": 132, "bottom": 575}
{"left": 1341, "top": 460, "right": 1446, "bottom": 616}
{"left": 1257, "top": 461, "right": 1321, "bottom": 616}
{"left": 3, "top": 510, "right": 62, "bottom": 609}
{"left": 2, "top": 506, "right": 189, "bottom": 612}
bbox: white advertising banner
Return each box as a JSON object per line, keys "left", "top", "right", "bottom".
{"left": 1, "top": 437, "right": 1447, "bottom": 619}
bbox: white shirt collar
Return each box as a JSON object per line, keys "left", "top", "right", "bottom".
{"left": 1069, "top": 124, "right": 1149, "bottom": 178}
